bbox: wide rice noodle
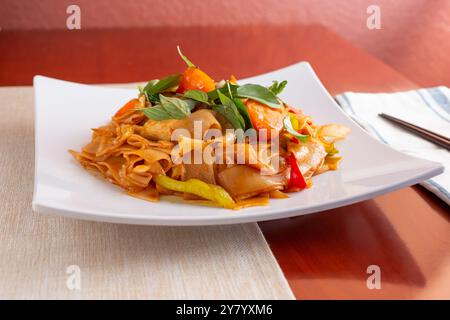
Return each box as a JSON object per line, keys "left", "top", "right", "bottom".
{"left": 71, "top": 99, "right": 348, "bottom": 207}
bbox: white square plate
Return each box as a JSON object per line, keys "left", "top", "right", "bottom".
{"left": 33, "top": 62, "right": 444, "bottom": 225}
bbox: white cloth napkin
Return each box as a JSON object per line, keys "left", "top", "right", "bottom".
{"left": 335, "top": 87, "right": 450, "bottom": 206}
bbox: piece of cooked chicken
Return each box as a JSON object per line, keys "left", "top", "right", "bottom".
{"left": 287, "top": 138, "right": 327, "bottom": 178}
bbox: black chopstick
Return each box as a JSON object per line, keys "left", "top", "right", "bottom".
{"left": 378, "top": 113, "right": 450, "bottom": 151}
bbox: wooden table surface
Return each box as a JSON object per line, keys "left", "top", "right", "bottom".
{"left": 1, "top": 24, "right": 449, "bottom": 299}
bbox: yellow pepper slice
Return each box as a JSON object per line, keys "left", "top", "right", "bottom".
{"left": 324, "top": 156, "right": 342, "bottom": 170}
{"left": 317, "top": 124, "right": 350, "bottom": 156}
{"left": 154, "top": 175, "right": 236, "bottom": 209}
{"left": 289, "top": 113, "right": 299, "bottom": 131}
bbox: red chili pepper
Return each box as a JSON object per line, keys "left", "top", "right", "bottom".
{"left": 288, "top": 153, "right": 307, "bottom": 190}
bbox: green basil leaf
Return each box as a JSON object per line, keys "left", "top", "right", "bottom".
{"left": 283, "top": 115, "right": 309, "bottom": 142}
{"left": 140, "top": 106, "right": 172, "bottom": 121}
{"left": 233, "top": 97, "right": 254, "bottom": 130}
{"left": 183, "top": 98, "right": 198, "bottom": 111}
{"left": 217, "top": 89, "right": 233, "bottom": 107}
{"left": 217, "top": 91, "right": 245, "bottom": 129}
{"left": 225, "top": 81, "right": 235, "bottom": 98}
{"left": 145, "top": 92, "right": 160, "bottom": 104}
{"left": 143, "top": 79, "right": 158, "bottom": 92}
{"left": 177, "top": 46, "right": 195, "bottom": 68}
{"left": 268, "top": 80, "right": 288, "bottom": 95}
{"left": 141, "top": 95, "right": 194, "bottom": 121}
{"left": 212, "top": 105, "right": 245, "bottom": 131}
{"left": 208, "top": 83, "right": 239, "bottom": 101}
{"left": 237, "top": 84, "right": 281, "bottom": 109}
{"left": 144, "top": 74, "right": 181, "bottom": 96}
{"left": 159, "top": 95, "right": 191, "bottom": 119}
{"left": 184, "top": 90, "right": 209, "bottom": 104}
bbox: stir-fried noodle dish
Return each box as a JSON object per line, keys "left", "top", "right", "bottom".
{"left": 70, "top": 47, "right": 350, "bottom": 209}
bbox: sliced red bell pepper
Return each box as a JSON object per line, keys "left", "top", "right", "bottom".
{"left": 288, "top": 153, "right": 307, "bottom": 190}
{"left": 290, "top": 136, "right": 299, "bottom": 144}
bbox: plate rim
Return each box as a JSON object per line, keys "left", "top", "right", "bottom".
{"left": 32, "top": 62, "right": 445, "bottom": 225}
{"left": 33, "top": 163, "right": 442, "bottom": 225}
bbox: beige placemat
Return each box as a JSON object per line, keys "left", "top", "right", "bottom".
{"left": 0, "top": 86, "right": 294, "bottom": 299}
